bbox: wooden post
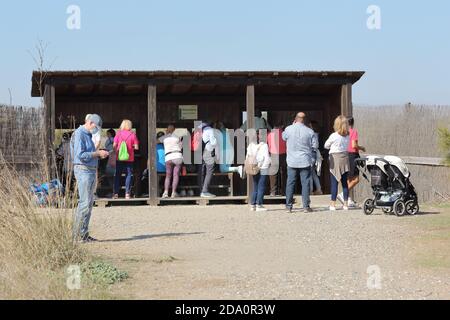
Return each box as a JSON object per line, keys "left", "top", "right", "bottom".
{"left": 147, "top": 85, "right": 159, "bottom": 206}
{"left": 340, "top": 83, "right": 353, "bottom": 117}
{"left": 44, "top": 84, "right": 55, "bottom": 179}
{"left": 246, "top": 85, "right": 255, "bottom": 203}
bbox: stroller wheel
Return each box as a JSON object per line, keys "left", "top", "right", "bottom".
{"left": 405, "top": 200, "right": 419, "bottom": 215}
{"left": 393, "top": 199, "right": 406, "bottom": 216}
{"left": 382, "top": 207, "right": 392, "bottom": 214}
{"left": 363, "top": 198, "right": 375, "bottom": 215}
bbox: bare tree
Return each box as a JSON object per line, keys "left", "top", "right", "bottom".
{"left": 28, "top": 39, "right": 57, "bottom": 105}
{"left": 28, "top": 39, "right": 57, "bottom": 181}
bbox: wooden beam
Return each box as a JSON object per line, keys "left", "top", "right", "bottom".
{"left": 246, "top": 85, "right": 255, "bottom": 203}
{"left": 147, "top": 85, "right": 159, "bottom": 206}
{"left": 340, "top": 83, "right": 352, "bottom": 117}
{"left": 50, "top": 85, "right": 56, "bottom": 145}
{"left": 49, "top": 75, "right": 361, "bottom": 88}
{"left": 44, "top": 84, "right": 55, "bottom": 179}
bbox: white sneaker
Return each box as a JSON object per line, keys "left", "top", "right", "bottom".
{"left": 171, "top": 192, "right": 180, "bottom": 198}
{"left": 336, "top": 193, "right": 344, "bottom": 204}
{"left": 201, "top": 192, "right": 216, "bottom": 198}
{"left": 250, "top": 205, "right": 256, "bottom": 211}
{"left": 239, "top": 166, "right": 246, "bottom": 179}
{"left": 162, "top": 191, "right": 169, "bottom": 199}
{"left": 348, "top": 198, "right": 357, "bottom": 207}
{"left": 329, "top": 206, "right": 337, "bottom": 211}
{"left": 256, "top": 206, "right": 268, "bottom": 212}
{"left": 343, "top": 206, "right": 349, "bottom": 211}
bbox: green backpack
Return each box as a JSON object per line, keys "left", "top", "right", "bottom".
{"left": 118, "top": 133, "right": 132, "bottom": 161}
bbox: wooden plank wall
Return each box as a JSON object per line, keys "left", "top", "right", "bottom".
{"left": 56, "top": 92, "right": 340, "bottom": 195}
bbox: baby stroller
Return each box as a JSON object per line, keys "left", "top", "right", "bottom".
{"left": 355, "top": 155, "right": 419, "bottom": 216}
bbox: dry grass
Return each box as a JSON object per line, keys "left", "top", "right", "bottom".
{"left": 0, "top": 157, "right": 126, "bottom": 299}
{"left": 0, "top": 158, "right": 84, "bottom": 299}
{"left": 410, "top": 203, "right": 450, "bottom": 270}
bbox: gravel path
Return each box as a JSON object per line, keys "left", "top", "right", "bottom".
{"left": 87, "top": 198, "right": 450, "bottom": 299}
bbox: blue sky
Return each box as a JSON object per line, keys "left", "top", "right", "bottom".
{"left": 1, "top": 0, "right": 449, "bottom": 107}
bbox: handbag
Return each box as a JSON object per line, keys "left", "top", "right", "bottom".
{"left": 244, "top": 144, "right": 262, "bottom": 176}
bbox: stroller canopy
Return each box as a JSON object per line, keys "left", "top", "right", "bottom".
{"left": 364, "top": 155, "right": 410, "bottom": 178}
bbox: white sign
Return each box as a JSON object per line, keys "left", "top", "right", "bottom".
{"left": 179, "top": 105, "right": 198, "bottom": 120}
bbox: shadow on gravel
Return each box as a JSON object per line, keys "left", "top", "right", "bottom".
{"left": 100, "top": 232, "right": 205, "bottom": 243}
{"left": 415, "top": 211, "right": 441, "bottom": 216}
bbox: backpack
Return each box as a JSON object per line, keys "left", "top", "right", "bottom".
{"left": 244, "top": 144, "right": 262, "bottom": 176}
{"left": 118, "top": 132, "right": 133, "bottom": 161}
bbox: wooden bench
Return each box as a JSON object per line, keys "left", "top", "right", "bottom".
{"left": 157, "top": 172, "right": 235, "bottom": 196}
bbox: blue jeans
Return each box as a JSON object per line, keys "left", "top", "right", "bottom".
{"left": 331, "top": 172, "right": 349, "bottom": 202}
{"left": 114, "top": 161, "right": 134, "bottom": 195}
{"left": 73, "top": 167, "right": 96, "bottom": 240}
{"left": 286, "top": 166, "right": 312, "bottom": 209}
{"left": 251, "top": 174, "right": 268, "bottom": 206}
{"left": 310, "top": 166, "right": 322, "bottom": 192}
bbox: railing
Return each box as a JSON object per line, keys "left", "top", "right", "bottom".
{"left": 360, "top": 154, "right": 446, "bottom": 167}
{"left": 401, "top": 157, "right": 446, "bottom": 167}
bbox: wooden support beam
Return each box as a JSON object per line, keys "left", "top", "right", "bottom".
{"left": 44, "top": 84, "right": 56, "bottom": 179}
{"left": 246, "top": 85, "right": 255, "bottom": 203}
{"left": 340, "top": 83, "right": 353, "bottom": 117}
{"left": 50, "top": 86, "right": 55, "bottom": 145}
{"left": 147, "top": 85, "right": 158, "bottom": 206}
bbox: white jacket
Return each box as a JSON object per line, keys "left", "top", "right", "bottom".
{"left": 324, "top": 132, "right": 350, "bottom": 154}
{"left": 246, "top": 142, "right": 271, "bottom": 170}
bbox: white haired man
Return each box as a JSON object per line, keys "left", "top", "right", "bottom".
{"left": 71, "top": 114, "right": 109, "bottom": 242}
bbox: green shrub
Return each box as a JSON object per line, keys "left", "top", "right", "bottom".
{"left": 438, "top": 127, "right": 450, "bottom": 166}
{"left": 81, "top": 261, "right": 128, "bottom": 285}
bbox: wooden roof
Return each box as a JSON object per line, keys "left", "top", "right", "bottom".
{"left": 31, "top": 70, "right": 365, "bottom": 97}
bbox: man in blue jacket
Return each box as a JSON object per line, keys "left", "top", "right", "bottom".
{"left": 71, "top": 114, "right": 109, "bottom": 242}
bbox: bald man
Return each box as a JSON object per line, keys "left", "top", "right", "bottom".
{"left": 282, "top": 112, "right": 318, "bottom": 213}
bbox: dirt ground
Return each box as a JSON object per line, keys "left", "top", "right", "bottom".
{"left": 87, "top": 196, "right": 450, "bottom": 300}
